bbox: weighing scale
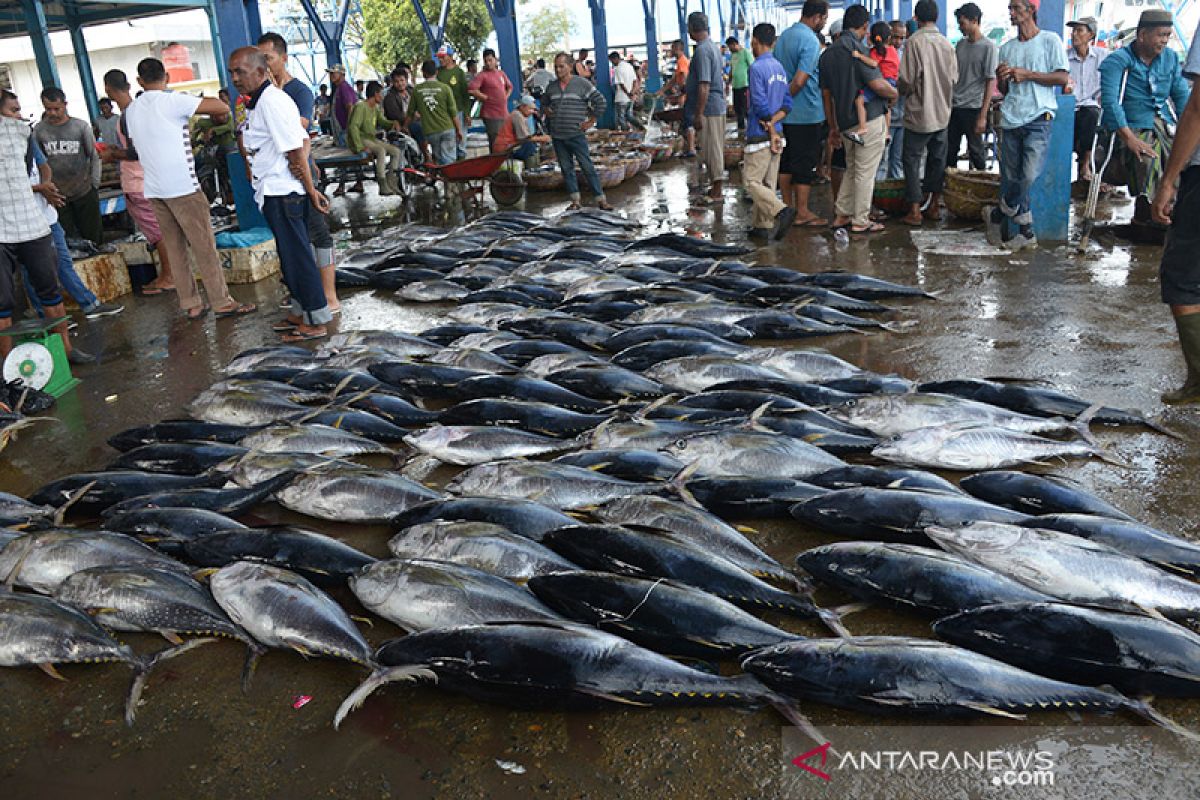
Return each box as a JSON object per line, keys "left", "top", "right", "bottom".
{"left": 0, "top": 316, "right": 80, "bottom": 398}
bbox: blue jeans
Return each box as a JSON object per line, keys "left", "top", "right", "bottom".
{"left": 427, "top": 130, "right": 456, "bottom": 165}
{"left": 553, "top": 134, "right": 603, "bottom": 200}
{"left": 455, "top": 112, "right": 467, "bottom": 159}
{"left": 614, "top": 102, "right": 632, "bottom": 130}
{"left": 512, "top": 141, "right": 537, "bottom": 161}
{"left": 998, "top": 118, "right": 1053, "bottom": 226}
{"left": 26, "top": 222, "right": 98, "bottom": 313}
{"left": 261, "top": 194, "right": 331, "bottom": 326}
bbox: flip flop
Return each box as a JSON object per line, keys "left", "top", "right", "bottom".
{"left": 850, "top": 222, "right": 886, "bottom": 234}
{"left": 214, "top": 302, "right": 257, "bottom": 318}
{"left": 280, "top": 329, "right": 327, "bottom": 343}
{"left": 184, "top": 306, "right": 210, "bottom": 320}
{"left": 798, "top": 216, "right": 829, "bottom": 227}
{"left": 139, "top": 286, "right": 168, "bottom": 296}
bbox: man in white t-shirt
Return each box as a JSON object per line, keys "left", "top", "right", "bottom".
{"left": 229, "top": 47, "right": 331, "bottom": 342}
{"left": 609, "top": 51, "right": 638, "bottom": 131}
{"left": 124, "top": 57, "right": 255, "bottom": 320}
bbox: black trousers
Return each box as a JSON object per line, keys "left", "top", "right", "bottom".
{"left": 0, "top": 235, "right": 62, "bottom": 319}
{"left": 946, "top": 106, "right": 987, "bottom": 171}
{"left": 57, "top": 187, "right": 103, "bottom": 246}
{"left": 733, "top": 87, "right": 749, "bottom": 130}
{"left": 1161, "top": 167, "right": 1200, "bottom": 305}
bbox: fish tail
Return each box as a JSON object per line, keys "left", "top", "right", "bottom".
{"left": 1071, "top": 403, "right": 1103, "bottom": 448}
{"left": 816, "top": 605, "right": 856, "bottom": 638}
{"left": 1127, "top": 697, "right": 1200, "bottom": 742}
{"left": 52, "top": 479, "right": 98, "bottom": 527}
{"left": 125, "top": 638, "right": 216, "bottom": 725}
{"left": 666, "top": 462, "right": 703, "bottom": 508}
{"left": 333, "top": 666, "right": 437, "bottom": 730}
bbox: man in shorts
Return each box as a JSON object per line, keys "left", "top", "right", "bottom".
{"left": 774, "top": 0, "right": 830, "bottom": 226}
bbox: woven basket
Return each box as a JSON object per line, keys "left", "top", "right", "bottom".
{"left": 525, "top": 166, "right": 565, "bottom": 191}
{"left": 944, "top": 168, "right": 1001, "bottom": 220}
{"left": 641, "top": 143, "right": 674, "bottom": 163}
{"left": 634, "top": 152, "right": 653, "bottom": 173}
{"left": 586, "top": 129, "right": 613, "bottom": 144}
{"left": 872, "top": 178, "right": 908, "bottom": 215}
{"left": 724, "top": 142, "right": 745, "bottom": 169}
{"left": 580, "top": 162, "right": 625, "bottom": 189}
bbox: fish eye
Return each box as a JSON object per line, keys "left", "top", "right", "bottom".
{"left": 673, "top": 439, "right": 688, "bottom": 449}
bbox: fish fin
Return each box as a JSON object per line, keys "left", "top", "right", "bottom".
{"left": 126, "top": 638, "right": 215, "bottom": 726}
{"left": 743, "top": 402, "right": 774, "bottom": 432}
{"left": 38, "top": 662, "right": 66, "bottom": 681}
{"left": 958, "top": 702, "right": 1027, "bottom": 720}
{"left": 586, "top": 463, "right": 613, "bottom": 472}
{"left": 350, "top": 614, "right": 374, "bottom": 628}
{"left": 734, "top": 524, "right": 758, "bottom": 534}
{"left": 191, "top": 568, "right": 220, "bottom": 583}
{"left": 1134, "top": 603, "right": 1172, "bottom": 623}
{"left": 52, "top": 479, "right": 97, "bottom": 526}
{"left": 1125, "top": 697, "right": 1200, "bottom": 742}
{"left": 631, "top": 394, "right": 677, "bottom": 423}
{"left": 1094, "top": 448, "right": 1131, "bottom": 468}
{"left": 573, "top": 687, "right": 654, "bottom": 707}
{"left": 157, "top": 630, "right": 185, "bottom": 645}
{"left": 3, "top": 534, "right": 39, "bottom": 590}
{"left": 817, "top": 606, "right": 856, "bottom": 638}
{"left": 241, "top": 644, "right": 266, "bottom": 693}
{"left": 768, "top": 696, "right": 832, "bottom": 752}
{"left": 333, "top": 666, "right": 437, "bottom": 730}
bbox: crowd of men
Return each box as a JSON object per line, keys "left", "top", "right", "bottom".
{"left": 711, "top": 0, "right": 1195, "bottom": 252}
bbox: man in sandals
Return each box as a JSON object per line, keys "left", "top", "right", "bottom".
{"left": 230, "top": 47, "right": 331, "bottom": 342}
{"left": 124, "top": 58, "right": 255, "bottom": 319}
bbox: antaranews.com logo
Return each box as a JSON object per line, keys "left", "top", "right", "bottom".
{"left": 790, "top": 740, "right": 1055, "bottom": 788}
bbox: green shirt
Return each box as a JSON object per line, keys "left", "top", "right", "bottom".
{"left": 438, "top": 66, "right": 471, "bottom": 117}
{"left": 410, "top": 80, "right": 458, "bottom": 135}
{"left": 346, "top": 100, "right": 388, "bottom": 152}
{"left": 730, "top": 47, "right": 753, "bottom": 90}
{"left": 193, "top": 115, "right": 235, "bottom": 148}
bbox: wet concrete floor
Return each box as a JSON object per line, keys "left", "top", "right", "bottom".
{"left": 1, "top": 153, "right": 1198, "bottom": 799}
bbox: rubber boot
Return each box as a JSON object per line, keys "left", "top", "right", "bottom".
{"left": 1162, "top": 312, "right": 1200, "bottom": 404}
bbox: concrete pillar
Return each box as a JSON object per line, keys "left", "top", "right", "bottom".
{"left": 590, "top": 0, "right": 616, "bottom": 128}
{"left": 642, "top": 0, "right": 663, "bottom": 93}
{"left": 19, "top": 0, "right": 60, "bottom": 89}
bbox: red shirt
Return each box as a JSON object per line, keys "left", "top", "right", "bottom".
{"left": 875, "top": 46, "right": 900, "bottom": 82}
{"left": 469, "top": 69, "right": 513, "bottom": 119}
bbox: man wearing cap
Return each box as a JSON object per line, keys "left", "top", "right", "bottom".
{"left": 1065, "top": 17, "right": 1106, "bottom": 183}
{"left": 327, "top": 64, "right": 357, "bottom": 148}
{"left": 984, "top": 0, "right": 1068, "bottom": 251}
{"left": 493, "top": 94, "right": 548, "bottom": 165}
{"left": 1099, "top": 9, "right": 1191, "bottom": 222}
{"left": 437, "top": 46, "right": 470, "bottom": 160}
{"left": 686, "top": 11, "right": 729, "bottom": 205}
{"left": 1150, "top": 17, "right": 1200, "bottom": 403}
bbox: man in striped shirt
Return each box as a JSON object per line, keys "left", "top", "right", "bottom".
{"left": 542, "top": 52, "right": 612, "bottom": 210}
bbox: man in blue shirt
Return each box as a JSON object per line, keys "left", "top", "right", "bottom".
{"left": 1151, "top": 17, "right": 1200, "bottom": 403}
{"left": 744, "top": 23, "right": 796, "bottom": 241}
{"left": 774, "top": 0, "right": 829, "bottom": 226}
{"left": 1099, "top": 10, "right": 1191, "bottom": 221}
{"left": 984, "top": 0, "right": 1068, "bottom": 251}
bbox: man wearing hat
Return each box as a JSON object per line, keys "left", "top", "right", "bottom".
{"left": 1099, "top": 9, "right": 1191, "bottom": 222}
{"left": 326, "top": 64, "right": 357, "bottom": 148}
{"left": 1066, "top": 17, "right": 1106, "bottom": 183}
{"left": 437, "top": 46, "right": 470, "bottom": 160}
{"left": 984, "top": 0, "right": 1068, "bottom": 250}
{"left": 1151, "top": 16, "right": 1200, "bottom": 403}
{"left": 492, "top": 94, "right": 548, "bottom": 165}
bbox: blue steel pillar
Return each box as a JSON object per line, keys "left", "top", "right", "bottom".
{"left": 642, "top": 0, "right": 662, "bottom": 93}
{"left": 212, "top": 0, "right": 254, "bottom": 100}
{"left": 298, "top": 0, "right": 346, "bottom": 67}
{"left": 899, "top": 0, "right": 912, "bottom": 22}
{"left": 67, "top": 23, "right": 99, "bottom": 122}
{"left": 206, "top": 3, "right": 228, "bottom": 89}
{"left": 484, "top": 0, "right": 522, "bottom": 108}
{"left": 675, "top": 0, "right": 688, "bottom": 43}
{"left": 411, "top": 0, "right": 450, "bottom": 58}
{"left": 244, "top": 0, "right": 263, "bottom": 42}
{"left": 19, "top": 0, "right": 60, "bottom": 88}
{"left": 1038, "top": 0, "right": 1065, "bottom": 39}
{"left": 1029, "top": 94, "right": 1074, "bottom": 241}
{"left": 590, "top": 0, "right": 616, "bottom": 128}
{"left": 211, "top": 0, "right": 264, "bottom": 230}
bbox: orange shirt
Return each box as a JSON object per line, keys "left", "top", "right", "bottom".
{"left": 673, "top": 54, "right": 690, "bottom": 87}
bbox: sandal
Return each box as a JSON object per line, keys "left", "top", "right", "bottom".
{"left": 596, "top": 201, "right": 614, "bottom": 211}
{"left": 280, "top": 328, "right": 327, "bottom": 343}
{"left": 214, "top": 302, "right": 257, "bottom": 318}
{"left": 798, "top": 216, "right": 829, "bottom": 227}
{"left": 184, "top": 306, "right": 210, "bottom": 320}
{"left": 271, "top": 319, "right": 299, "bottom": 332}
{"left": 566, "top": 202, "right": 581, "bottom": 210}
{"left": 850, "top": 222, "right": 886, "bottom": 234}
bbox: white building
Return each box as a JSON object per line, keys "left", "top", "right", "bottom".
{"left": 0, "top": 9, "right": 221, "bottom": 119}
